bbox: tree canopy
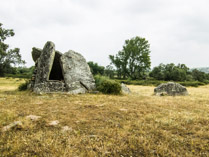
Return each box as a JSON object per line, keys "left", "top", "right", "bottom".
{"left": 0, "top": 23, "right": 25, "bottom": 76}
{"left": 109, "top": 36, "right": 151, "bottom": 79}
{"left": 150, "top": 63, "right": 209, "bottom": 82}
{"left": 87, "top": 61, "right": 105, "bottom": 75}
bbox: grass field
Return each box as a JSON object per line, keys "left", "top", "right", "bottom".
{"left": 0, "top": 78, "right": 209, "bottom": 156}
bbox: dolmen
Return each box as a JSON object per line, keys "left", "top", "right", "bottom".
{"left": 154, "top": 82, "right": 188, "bottom": 96}
{"left": 30, "top": 41, "right": 96, "bottom": 94}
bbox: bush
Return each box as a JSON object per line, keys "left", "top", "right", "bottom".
{"left": 18, "top": 80, "right": 30, "bottom": 91}
{"left": 94, "top": 75, "right": 121, "bottom": 94}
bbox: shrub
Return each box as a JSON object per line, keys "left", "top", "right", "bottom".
{"left": 94, "top": 75, "right": 109, "bottom": 87}
{"left": 94, "top": 75, "right": 121, "bottom": 94}
{"left": 18, "top": 80, "right": 30, "bottom": 91}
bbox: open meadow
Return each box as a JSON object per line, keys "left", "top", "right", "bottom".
{"left": 0, "top": 78, "right": 209, "bottom": 157}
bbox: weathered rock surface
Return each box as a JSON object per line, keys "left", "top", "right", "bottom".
{"left": 154, "top": 82, "right": 188, "bottom": 96}
{"left": 121, "top": 83, "right": 131, "bottom": 94}
{"left": 61, "top": 50, "right": 96, "bottom": 94}
{"left": 30, "top": 41, "right": 96, "bottom": 94}
{"left": 35, "top": 42, "right": 55, "bottom": 83}
{"left": 32, "top": 47, "right": 42, "bottom": 62}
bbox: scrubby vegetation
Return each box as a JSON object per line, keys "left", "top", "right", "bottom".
{"left": 94, "top": 75, "right": 121, "bottom": 94}
{"left": 150, "top": 63, "right": 209, "bottom": 83}
{"left": 0, "top": 78, "right": 208, "bottom": 156}
{"left": 18, "top": 80, "right": 30, "bottom": 91}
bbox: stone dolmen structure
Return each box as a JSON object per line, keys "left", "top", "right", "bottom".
{"left": 30, "top": 41, "right": 96, "bottom": 94}
{"left": 154, "top": 82, "right": 188, "bottom": 96}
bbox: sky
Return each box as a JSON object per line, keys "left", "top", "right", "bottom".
{"left": 1, "top": 0, "right": 209, "bottom": 68}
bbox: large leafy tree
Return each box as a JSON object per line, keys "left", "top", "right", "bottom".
{"left": 109, "top": 36, "right": 151, "bottom": 79}
{"left": 0, "top": 23, "right": 25, "bottom": 76}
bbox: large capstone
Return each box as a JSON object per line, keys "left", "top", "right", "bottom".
{"left": 30, "top": 41, "right": 96, "bottom": 94}
{"left": 154, "top": 82, "right": 188, "bottom": 96}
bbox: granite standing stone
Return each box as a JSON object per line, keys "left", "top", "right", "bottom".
{"left": 60, "top": 50, "right": 96, "bottom": 94}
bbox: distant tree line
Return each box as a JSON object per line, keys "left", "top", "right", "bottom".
{"left": 150, "top": 63, "right": 209, "bottom": 82}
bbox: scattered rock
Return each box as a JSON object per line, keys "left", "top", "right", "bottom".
{"left": 61, "top": 126, "right": 72, "bottom": 132}
{"left": 119, "top": 108, "right": 128, "bottom": 112}
{"left": 154, "top": 82, "right": 188, "bottom": 96}
{"left": 121, "top": 83, "right": 131, "bottom": 94}
{"left": 88, "top": 135, "right": 97, "bottom": 138}
{"left": 26, "top": 115, "right": 41, "bottom": 121}
{"left": 48, "top": 120, "right": 59, "bottom": 126}
{"left": 2, "top": 121, "right": 23, "bottom": 132}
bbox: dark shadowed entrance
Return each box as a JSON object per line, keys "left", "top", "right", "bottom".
{"left": 49, "top": 52, "right": 64, "bottom": 81}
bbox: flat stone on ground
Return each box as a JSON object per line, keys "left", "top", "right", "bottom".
{"left": 61, "top": 126, "right": 72, "bottom": 132}
{"left": 26, "top": 115, "right": 41, "bottom": 121}
{"left": 2, "top": 121, "right": 23, "bottom": 132}
{"left": 48, "top": 120, "right": 59, "bottom": 126}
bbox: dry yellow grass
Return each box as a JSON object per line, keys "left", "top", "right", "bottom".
{"left": 0, "top": 78, "right": 209, "bottom": 156}
{"left": 0, "top": 78, "right": 25, "bottom": 91}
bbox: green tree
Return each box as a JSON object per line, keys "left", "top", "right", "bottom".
{"left": 109, "top": 36, "right": 151, "bottom": 79}
{"left": 150, "top": 63, "right": 190, "bottom": 81}
{"left": 87, "top": 61, "right": 105, "bottom": 75}
{"left": 0, "top": 23, "right": 25, "bottom": 76}
{"left": 149, "top": 63, "right": 165, "bottom": 80}
{"left": 104, "top": 65, "right": 115, "bottom": 78}
{"left": 191, "top": 69, "right": 206, "bottom": 82}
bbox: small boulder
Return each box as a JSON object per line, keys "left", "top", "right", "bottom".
{"left": 48, "top": 120, "right": 59, "bottom": 126}
{"left": 154, "top": 82, "right": 188, "bottom": 96}
{"left": 26, "top": 115, "right": 41, "bottom": 121}
{"left": 121, "top": 83, "right": 131, "bottom": 94}
{"left": 61, "top": 126, "right": 72, "bottom": 132}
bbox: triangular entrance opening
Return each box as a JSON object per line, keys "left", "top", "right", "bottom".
{"left": 49, "top": 52, "right": 64, "bottom": 81}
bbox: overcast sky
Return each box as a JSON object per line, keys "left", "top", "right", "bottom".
{"left": 1, "top": 0, "right": 209, "bottom": 68}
